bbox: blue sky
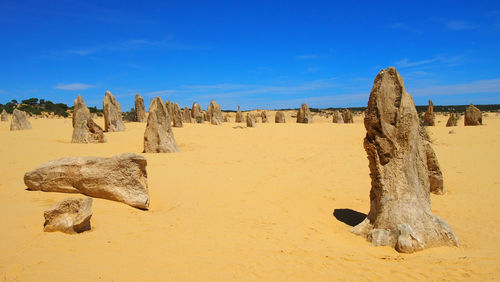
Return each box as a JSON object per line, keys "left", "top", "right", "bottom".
{"left": 1, "top": 0, "right": 499, "bottom": 110}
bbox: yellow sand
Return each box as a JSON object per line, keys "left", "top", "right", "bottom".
{"left": 0, "top": 112, "right": 499, "bottom": 281}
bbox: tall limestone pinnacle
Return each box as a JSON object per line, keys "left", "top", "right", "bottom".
{"left": 143, "top": 97, "right": 180, "bottom": 153}
{"left": 103, "top": 91, "right": 125, "bottom": 132}
{"left": 135, "top": 94, "right": 147, "bottom": 122}
{"left": 351, "top": 67, "right": 459, "bottom": 253}
{"left": 72, "top": 94, "right": 106, "bottom": 143}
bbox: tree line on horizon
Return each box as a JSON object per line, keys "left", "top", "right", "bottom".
{"left": 1, "top": 97, "right": 499, "bottom": 117}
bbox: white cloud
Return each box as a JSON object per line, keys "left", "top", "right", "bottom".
{"left": 446, "top": 21, "right": 478, "bottom": 30}
{"left": 54, "top": 83, "right": 95, "bottom": 90}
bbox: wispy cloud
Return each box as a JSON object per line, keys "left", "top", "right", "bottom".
{"left": 305, "top": 67, "right": 321, "bottom": 73}
{"left": 395, "top": 55, "right": 464, "bottom": 68}
{"left": 446, "top": 21, "right": 478, "bottom": 30}
{"left": 410, "top": 78, "right": 500, "bottom": 96}
{"left": 296, "top": 54, "right": 321, "bottom": 60}
{"left": 54, "top": 83, "right": 95, "bottom": 90}
{"left": 389, "top": 22, "right": 422, "bottom": 34}
{"left": 143, "top": 90, "right": 177, "bottom": 97}
{"left": 47, "top": 37, "right": 210, "bottom": 57}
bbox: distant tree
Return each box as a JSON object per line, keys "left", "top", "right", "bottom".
{"left": 22, "top": 98, "right": 39, "bottom": 105}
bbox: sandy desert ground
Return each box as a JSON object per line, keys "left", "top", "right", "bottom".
{"left": 0, "top": 112, "right": 499, "bottom": 280}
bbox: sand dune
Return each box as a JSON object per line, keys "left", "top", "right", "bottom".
{"left": 0, "top": 112, "right": 499, "bottom": 280}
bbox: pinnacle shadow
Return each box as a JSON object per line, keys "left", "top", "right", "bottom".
{"left": 333, "top": 208, "right": 366, "bottom": 227}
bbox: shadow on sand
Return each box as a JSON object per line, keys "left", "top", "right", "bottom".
{"left": 333, "top": 208, "right": 366, "bottom": 227}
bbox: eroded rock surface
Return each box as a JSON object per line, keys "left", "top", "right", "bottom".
{"left": 464, "top": 104, "right": 482, "bottom": 126}
{"left": 72, "top": 94, "right": 106, "bottom": 143}
{"left": 135, "top": 94, "right": 147, "bottom": 122}
{"left": 332, "top": 111, "right": 344, "bottom": 123}
{"left": 103, "top": 91, "right": 125, "bottom": 132}
{"left": 235, "top": 105, "right": 244, "bottom": 123}
{"left": 351, "top": 67, "right": 459, "bottom": 253}
{"left": 43, "top": 197, "right": 93, "bottom": 233}
{"left": 24, "top": 153, "right": 149, "bottom": 209}
{"left": 296, "top": 103, "right": 312, "bottom": 123}
{"left": 10, "top": 109, "right": 32, "bottom": 131}
{"left": 342, "top": 109, "right": 353, "bottom": 123}
{"left": 172, "top": 103, "right": 183, "bottom": 128}
{"left": 143, "top": 97, "right": 180, "bottom": 153}
{"left": 246, "top": 113, "right": 257, "bottom": 127}
{"left": 275, "top": 111, "right": 286, "bottom": 123}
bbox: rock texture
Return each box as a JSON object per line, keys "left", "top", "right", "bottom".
{"left": 261, "top": 111, "right": 268, "bottom": 123}
{"left": 246, "top": 113, "right": 257, "bottom": 127}
{"left": 425, "top": 142, "right": 445, "bottom": 195}
{"left": 135, "top": 94, "right": 147, "bottom": 122}
{"left": 143, "top": 97, "right": 180, "bottom": 153}
{"left": 446, "top": 113, "right": 458, "bottom": 127}
{"left": 275, "top": 111, "right": 286, "bottom": 123}
{"left": 103, "top": 91, "right": 125, "bottom": 132}
{"left": 423, "top": 100, "right": 435, "bottom": 126}
{"left": 332, "top": 111, "right": 344, "bottom": 123}
{"left": 1, "top": 109, "right": 8, "bottom": 121}
{"left": 182, "top": 107, "right": 192, "bottom": 123}
{"left": 10, "top": 109, "right": 32, "bottom": 131}
{"left": 223, "top": 115, "right": 230, "bottom": 122}
{"left": 24, "top": 153, "right": 150, "bottom": 209}
{"left": 296, "top": 103, "right": 312, "bottom": 123}
{"left": 191, "top": 102, "right": 203, "bottom": 123}
{"left": 351, "top": 67, "right": 459, "bottom": 253}
{"left": 43, "top": 197, "right": 93, "bottom": 233}
{"left": 165, "top": 100, "right": 174, "bottom": 121}
{"left": 235, "top": 105, "right": 244, "bottom": 123}
{"left": 208, "top": 100, "right": 223, "bottom": 125}
{"left": 172, "top": 103, "right": 183, "bottom": 128}
{"left": 72, "top": 94, "right": 106, "bottom": 143}
{"left": 464, "top": 104, "right": 482, "bottom": 126}
{"left": 342, "top": 109, "right": 353, "bottom": 123}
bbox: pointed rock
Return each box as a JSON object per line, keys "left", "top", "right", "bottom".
{"left": 10, "top": 109, "right": 32, "bottom": 131}
{"left": 208, "top": 100, "right": 223, "bottom": 125}
{"left": 143, "top": 97, "right": 180, "bottom": 153}
{"left": 182, "top": 107, "right": 192, "bottom": 123}
{"left": 425, "top": 142, "right": 444, "bottom": 195}
{"left": 424, "top": 100, "right": 435, "bottom": 126}
{"left": 44, "top": 197, "right": 93, "bottom": 234}
{"left": 246, "top": 113, "right": 257, "bottom": 127}
{"left": 464, "top": 104, "right": 482, "bottom": 126}
{"left": 351, "top": 67, "right": 458, "bottom": 253}
{"left": 24, "top": 153, "right": 149, "bottom": 209}
{"left": 261, "top": 111, "right": 268, "bottom": 123}
{"left": 342, "top": 109, "right": 353, "bottom": 123}
{"left": 296, "top": 103, "right": 312, "bottom": 123}
{"left": 446, "top": 113, "right": 458, "bottom": 127}
{"left": 1, "top": 109, "right": 8, "bottom": 121}
{"left": 172, "top": 103, "right": 183, "bottom": 128}
{"left": 332, "top": 111, "right": 344, "bottom": 123}
{"left": 191, "top": 102, "right": 203, "bottom": 123}
{"left": 275, "top": 111, "right": 286, "bottom": 123}
{"left": 72, "top": 95, "right": 106, "bottom": 143}
{"left": 103, "top": 91, "right": 125, "bottom": 132}
{"left": 135, "top": 94, "right": 147, "bottom": 122}
{"left": 235, "top": 105, "right": 244, "bottom": 123}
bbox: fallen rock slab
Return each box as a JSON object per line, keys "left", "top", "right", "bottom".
{"left": 24, "top": 153, "right": 150, "bottom": 209}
